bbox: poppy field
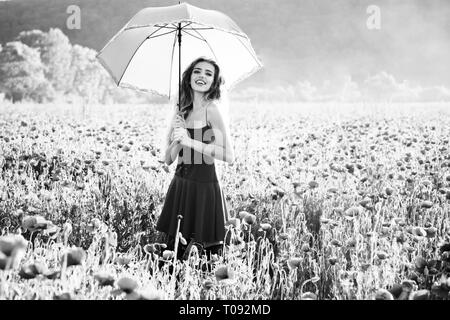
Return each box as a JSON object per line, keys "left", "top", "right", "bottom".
{"left": 0, "top": 101, "right": 450, "bottom": 300}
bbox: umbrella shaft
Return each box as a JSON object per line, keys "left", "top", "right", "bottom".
{"left": 178, "top": 23, "right": 182, "bottom": 111}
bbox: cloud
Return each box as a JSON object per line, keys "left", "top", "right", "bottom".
{"left": 233, "top": 71, "right": 450, "bottom": 102}
{"left": 416, "top": 86, "right": 450, "bottom": 102}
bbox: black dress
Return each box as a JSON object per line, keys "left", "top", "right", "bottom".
{"left": 156, "top": 122, "right": 229, "bottom": 245}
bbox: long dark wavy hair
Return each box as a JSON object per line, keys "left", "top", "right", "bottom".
{"left": 178, "top": 57, "right": 224, "bottom": 119}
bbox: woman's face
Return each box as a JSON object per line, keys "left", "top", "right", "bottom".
{"left": 190, "top": 61, "right": 215, "bottom": 94}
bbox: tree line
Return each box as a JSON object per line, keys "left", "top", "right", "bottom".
{"left": 0, "top": 28, "right": 162, "bottom": 104}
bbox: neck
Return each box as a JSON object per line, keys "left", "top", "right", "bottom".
{"left": 192, "top": 92, "right": 208, "bottom": 110}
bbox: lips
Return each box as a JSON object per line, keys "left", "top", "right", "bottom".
{"left": 195, "top": 79, "right": 206, "bottom": 85}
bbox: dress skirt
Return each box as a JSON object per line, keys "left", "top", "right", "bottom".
{"left": 156, "top": 134, "right": 229, "bottom": 244}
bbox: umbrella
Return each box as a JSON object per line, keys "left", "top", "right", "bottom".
{"left": 96, "top": 2, "right": 262, "bottom": 108}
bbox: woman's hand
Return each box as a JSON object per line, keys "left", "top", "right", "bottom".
{"left": 170, "top": 113, "right": 186, "bottom": 144}
{"left": 172, "top": 113, "right": 186, "bottom": 129}
{"left": 173, "top": 127, "right": 190, "bottom": 146}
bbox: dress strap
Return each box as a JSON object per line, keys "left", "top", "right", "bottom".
{"left": 205, "top": 101, "right": 212, "bottom": 127}
{"left": 205, "top": 102, "right": 208, "bottom": 125}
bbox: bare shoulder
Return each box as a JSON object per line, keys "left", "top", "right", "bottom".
{"left": 207, "top": 102, "right": 225, "bottom": 125}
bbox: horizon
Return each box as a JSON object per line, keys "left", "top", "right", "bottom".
{"left": 0, "top": 0, "right": 449, "bottom": 102}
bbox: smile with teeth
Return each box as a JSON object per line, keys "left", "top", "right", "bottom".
{"left": 195, "top": 79, "right": 206, "bottom": 85}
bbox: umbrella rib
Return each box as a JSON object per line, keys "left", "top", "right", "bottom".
{"left": 171, "top": 21, "right": 193, "bottom": 29}
{"left": 231, "top": 33, "right": 263, "bottom": 67}
{"left": 117, "top": 25, "right": 167, "bottom": 85}
{"left": 181, "top": 29, "right": 206, "bottom": 42}
{"left": 155, "top": 24, "right": 177, "bottom": 30}
{"left": 148, "top": 29, "right": 177, "bottom": 39}
{"left": 190, "top": 28, "right": 219, "bottom": 61}
{"left": 183, "top": 27, "right": 214, "bottom": 31}
{"left": 182, "top": 21, "right": 193, "bottom": 29}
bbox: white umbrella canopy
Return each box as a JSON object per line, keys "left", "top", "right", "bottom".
{"left": 97, "top": 2, "right": 262, "bottom": 99}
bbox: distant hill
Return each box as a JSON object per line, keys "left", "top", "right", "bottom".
{"left": 1, "top": 0, "right": 450, "bottom": 91}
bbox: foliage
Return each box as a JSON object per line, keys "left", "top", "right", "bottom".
{"left": 0, "top": 28, "right": 152, "bottom": 104}
{"left": 0, "top": 41, "right": 54, "bottom": 102}
{"left": 0, "top": 102, "right": 449, "bottom": 300}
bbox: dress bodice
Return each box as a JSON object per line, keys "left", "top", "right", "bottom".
{"left": 175, "top": 124, "right": 217, "bottom": 182}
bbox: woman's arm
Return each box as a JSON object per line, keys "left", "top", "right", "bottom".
{"left": 164, "top": 139, "right": 182, "bottom": 166}
{"left": 176, "top": 103, "right": 235, "bottom": 164}
{"left": 164, "top": 112, "right": 185, "bottom": 166}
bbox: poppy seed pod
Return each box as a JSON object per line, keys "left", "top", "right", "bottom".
{"left": 179, "top": 233, "right": 187, "bottom": 246}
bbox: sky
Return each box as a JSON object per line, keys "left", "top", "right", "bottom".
{"left": 1, "top": 0, "right": 450, "bottom": 101}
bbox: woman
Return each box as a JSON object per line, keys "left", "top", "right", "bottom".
{"left": 156, "top": 57, "right": 234, "bottom": 259}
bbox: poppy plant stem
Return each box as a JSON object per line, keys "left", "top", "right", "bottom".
{"left": 170, "top": 214, "right": 183, "bottom": 298}
{"left": 173, "top": 215, "right": 183, "bottom": 264}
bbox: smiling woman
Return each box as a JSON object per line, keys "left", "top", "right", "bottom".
{"left": 156, "top": 57, "right": 233, "bottom": 260}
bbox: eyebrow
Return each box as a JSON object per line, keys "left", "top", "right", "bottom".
{"left": 193, "top": 67, "right": 214, "bottom": 73}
